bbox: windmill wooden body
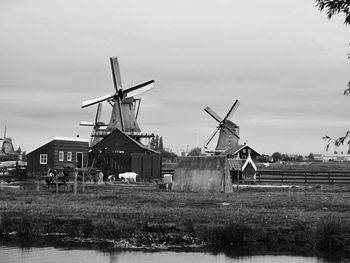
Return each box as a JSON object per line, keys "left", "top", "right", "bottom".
{"left": 81, "top": 57, "right": 155, "bottom": 147}
{"left": 204, "top": 100, "right": 240, "bottom": 154}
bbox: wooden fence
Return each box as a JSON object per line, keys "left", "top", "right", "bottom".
{"left": 256, "top": 170, "right": 350, "bottom": 184}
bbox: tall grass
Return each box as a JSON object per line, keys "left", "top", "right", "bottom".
{"left": 0, "top": 212, "right": 37, "bottom": 239}
{"left": 316, "top": 216, "right": 350, "bottom": 254}
{"left": 199, "top": 221, "right": 261, "bottom": 247}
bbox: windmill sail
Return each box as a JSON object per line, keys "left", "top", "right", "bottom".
{"left": 204, "top": 100, "right": 240, "bottom": 153}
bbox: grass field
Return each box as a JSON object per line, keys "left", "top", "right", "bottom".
{"left": 1, "top": 180, "right": 350, "bottom": 256}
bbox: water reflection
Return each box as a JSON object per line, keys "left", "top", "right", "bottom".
{"left": 0, "top": 237, "right": 347, "bottom": 263}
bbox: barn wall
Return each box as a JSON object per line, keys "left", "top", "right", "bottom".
{"left": 27, "top": 140, "right": 88, "bottom": 177}
{"left": 90, "top": 129, "right": 161, "bottom": 181}
{"left": 92, "top": 129, "right": 150, "bottom": 154}
{"left": 27, "top": 141, "right": 54, "bottom": 177}
{"left": 52, "top": 140, "right": 89, "bottom": 168}
{"left": 90, "top": 152, "right": 161, "bottom": 181}
{"left": 172, "top": 156, "right": 232, "bottom": 193}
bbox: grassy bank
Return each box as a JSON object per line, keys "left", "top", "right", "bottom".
{"left": 1, "top": 181, "right": 350, "bottom": 256}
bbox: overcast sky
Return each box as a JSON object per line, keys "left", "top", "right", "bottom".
{"left": 0, "top": 0, "right": 349, "bottom": 155}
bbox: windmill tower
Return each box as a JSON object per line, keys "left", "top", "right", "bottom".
{"left": 204, "top": 100, "right": 240, "bottom": 154}
{"left": 80, "top": 103, "right": 108, "bottom": 146}
{"left": 81, "top": 57, "right": 155, "bottom": 146}
{"left": 0, "top": 126, "right": 15, "bottom": 155}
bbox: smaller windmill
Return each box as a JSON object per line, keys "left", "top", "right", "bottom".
{"left": 204, "top": 100, "right": 240, "bottom": 154}
{"left": 80, "top": 103, "right": 107, "bottom": 146}
{"left": 0, "top": 126, "right": 15, "bottom": 155}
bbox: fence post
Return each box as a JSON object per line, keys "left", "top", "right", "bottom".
{"left": 304, "top": 172, "right": 307, "bottom": 184}
{"left": 74, "top": 171, "right": 78, "bottom": 195}
{"left": 237, "top": 170, "right": 240, "bottom": 191}
{"left": 37, "top": 178, "right": 40, "bottom": 192}
{"left": 82, "top": 172, "right": 85, "bottom": 193}
{"left": 282, "top": 173, "right": 284, "bottom": 184}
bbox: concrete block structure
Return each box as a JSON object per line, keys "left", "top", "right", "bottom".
{"left": 172, "top": 156, "right": 232, "bottom": 192}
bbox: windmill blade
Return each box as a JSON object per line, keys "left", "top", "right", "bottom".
{"left": 95, "top": 122, "right": 108, "bottom": 127}
{"left": 222, "top": 122, "right": 240, "bottom": 139}
{"left": 204, "top": 106, "right": 222, "bottom": 123}
{"left": 223, "top": 100, "right": 240, "bottom": 121}
{"left": 94, "top": 103, "right": 103, "bottom": 123}
{"left": 204, "top": 127, "right": 220, "bottom": 147}
{"left": 80, "top": 121, "right": 94, "bottom": 126}
{"left": 81, "top": 93, "right": 115, "bottom": 108}
{"left": 110, "top": 57, "right": 123, "bottom": 92}
{"left": 117, "top": 97, "right": 125, "bottom": 131}
{"left": 124, "top": 80, "right": 155, "bottom": 98}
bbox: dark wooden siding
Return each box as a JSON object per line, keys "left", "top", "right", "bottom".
{"left": 52, "top": 140, "right": 89, "bottom": 168}
{"left": 27, "top": 141, "right": 54, "bottom": 177}
{"left": 90, "top": 129, "right": 161, "bottom": 180}
{"left": 27, "top": 139, "right": 88, "bottom": 177}
{"left": 92, "top": 129, "right": 154, "bottom": 155}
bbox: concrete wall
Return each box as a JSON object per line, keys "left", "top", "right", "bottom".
{"left": 172, "top": 156, "right": 232, "bottom": 193}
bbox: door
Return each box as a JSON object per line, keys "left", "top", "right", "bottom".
{"left": 76, "top": 152, "right": 83, "bottom": 168}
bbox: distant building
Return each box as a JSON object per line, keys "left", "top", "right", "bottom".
{"left": 313, "top": 154, "right": 324, "bottom": 162}
{"left": 26, "top": 137, "right": 89, "bottom": 177}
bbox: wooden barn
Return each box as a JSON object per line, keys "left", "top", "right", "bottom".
{"left": 89, "top": 128, "right": 161, "bottom": 181}
{"left": 26, "top": 137, "right": 89, "bottom": 177}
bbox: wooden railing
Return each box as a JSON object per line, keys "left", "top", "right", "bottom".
{"left": 256, "top": 170, "right": 350, "bottom": 184}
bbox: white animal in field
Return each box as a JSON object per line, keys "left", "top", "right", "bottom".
{"left": 118, "top": 172, "right": 138, "bottom": 182}
{"left": 262, "top": 162, "right": 270, "bottom": 168}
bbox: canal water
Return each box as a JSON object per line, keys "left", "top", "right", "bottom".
{"left": 0, "top": 238, "right": 347, "bottom": 263}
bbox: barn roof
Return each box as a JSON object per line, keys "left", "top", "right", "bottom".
{"left": 91, "top": 128, "right": 158, "bottom": 153}
{"left": 27, "top": 137, "right": 89, "bottom": 155}
{"left": 220, "top": 143, "right": 261, "bottom": 157}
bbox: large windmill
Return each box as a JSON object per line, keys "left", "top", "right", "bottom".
{"left": 204, "top": 100, "right": 240, "bottom": 154}
{"left": 81, "top": 57, "right": 155, "bottom": 146}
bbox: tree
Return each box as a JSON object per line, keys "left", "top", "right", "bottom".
{"left": 296, "top": 155, "right": 304, "bottom": 162}
{"left": 155, "top": 135, "right": 159, "bottom": 150}
{"left": 188, "top": 147, "right": 203, "bottom": 156}
{"left": 150, "top": 134, "right": 155, "bottom": 149}
{"left": 315, "top": 0, "right": 350, "bottom": 94}
{"left": 315, "top": 0, "right": 350, "bottom": 25}
{"left": 159, "top": 136, "right": 164, "bottom": 151}
{"left": 272, "top": 152, "right": 282, "bottom": 162}
{"left": 316, "top": 0, "right": 350, "bottom": 148}
{"left": 307, "top": 153, "right": 315, "bottom": 160}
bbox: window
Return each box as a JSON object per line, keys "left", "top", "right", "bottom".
{"left": 40, "top": 154, "right": 47, "bottom": 164}
{"left": 59, "top": 151, "right": 64, "bottom": 161}
{"left": 67, "top": 152, "right": 72, "bottom": 161}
